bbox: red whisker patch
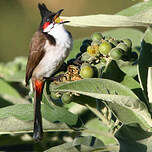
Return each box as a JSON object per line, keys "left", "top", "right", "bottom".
{"left": 43, "top": 21, "right": 50, "bottom": 30}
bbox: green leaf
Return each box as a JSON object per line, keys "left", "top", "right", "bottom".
{"left": 51, "top": 79, "right": 152, "bottom": 130}
{"left": 118, "top": 1, "right": 152, "bottom": 16}
{"left": 0, "top": 79, "right": 21, "bottom": 98}
{"left": 116, "top": 125, "right": 152, "bottom": 152}
{"left": 147, "top": 67, "right": 152, "bottom": 103}
{"left": 101, "top": 60, "right": 145, "bottom": 102}
{"left": 4, "top": 71, "right": 26, "bottom": 82}
{"left": 42, "top": 104, "right": 78, "bottom": 126}
{"left": 116, "top": 124, "right": 152, "bottom": 142}
{"left": 51, "top": 78, "right": 137, "bottom": 98}
{"left": 62, "top": 2, "right": 152, "bottom": 28}
{"left": 45, "top": 136, "right": 119, "bottom": 152}
{"left": 0, "top": 103, "right": 79, "bottom": 134}
{"left": 62, "top": 14, "right": 146, "bottom": 28}
{"left": 116, "top": 60, "right": 138, "bottom": 77}
{"left": 0, "top": 117, "right": 73, "bottom": 134}
{"left": 0, "top": 94, "right": 29, "bottom": 105}
{"left": 0, "top": 57, "right": 26, "bottom": 82}
{"left": 102, "top": 60, "right": 140, "bottom": 89}
{"left": 131, "top": 8, "right": 152, "bottom": 25}
{"left": 137, "top": 27, "right": 152, "bottom": 107}
{"left": 82, "top": 118, "right": 117, "bottom": 145}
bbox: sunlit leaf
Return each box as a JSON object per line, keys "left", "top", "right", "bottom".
{"left": 0, "top": 103, "right": 79, "bottom": 134}
{"left": 118, "top": 1, "right": 152, "bottom": 16}
{"left": 147, "top": 67, "right": 152, "bottom": 103}
{"left": 137, "top": 27, "right": 152, "bottom": 109}
{"left": 0, "top": 117, "right": 73, "bottom": 134}
{"left": 62, "top": 14, "right": 146, "bottom": 28}
{"left": 0, "top": 57, "right": 27, "bottom": 82}
{"left": 51, "top": 78, "right": 152, "bottom": 130}
{"left": 131, "top": 8, "right": 152, "bottom": 24}
{"left": 0, "top": 79, "right": 21, "bottom": 98}
{"left": 45, "top": 136, "right": 119, "bottom": 152}
{"left": 82, "top": 118, "right": 117, "bottom": 145}
{"left": 116, "top": 125, "right": 152, "bottom": 152}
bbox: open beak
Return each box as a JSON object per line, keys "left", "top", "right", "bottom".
{"left": 53, "top": 9, "right": 70, "bottom": 24}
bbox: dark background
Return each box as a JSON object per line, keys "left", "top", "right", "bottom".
{"left": 0, "top": 0, "right": 141, "bottom": 62}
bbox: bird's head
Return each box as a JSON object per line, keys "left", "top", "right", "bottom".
{"left": 38, "top": 3, "right": 69, "bottom": 33}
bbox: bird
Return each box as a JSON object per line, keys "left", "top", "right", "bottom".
{"left": 25, "top": 3, "right": 72, "bottom": 141}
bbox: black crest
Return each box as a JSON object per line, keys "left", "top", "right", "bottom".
{"left": 38, "top": 3, "right": 56, "bottom": 30}
{"left": 38, "top": 3, "right": 53, "bottom": 19}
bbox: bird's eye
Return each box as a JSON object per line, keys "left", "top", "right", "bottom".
{"left": 46, "top": 18, "right": 50, "bottom": 22}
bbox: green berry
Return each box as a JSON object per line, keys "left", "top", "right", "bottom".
{"left": 92, "top": 32, "right": 103, "bottom": 41}
{"left": 110, "top": 48, "right": 123, "bottom": 60}
{"left": 91, "top": 40, "right": 101, "bottom": 46}
{"left": 104, "top": 36, "right": 112, "bottom": 41}
{"left": 81, "top": 52, "right": 91, "bottom": 61}
{"left": 122, "top": 39, "right": 132, "bottom": 48}
{"left": 116, "top": 43, "right": 128, "bottom": 53}
{"left": 80, "top": 63, "right": 94, "bottom": 78}
{"left": 99, "top": 41, "right": 112, "bottom": 55}
{"left": 109, "top": 39, "right": 118, "bottom": 47}
{"left": 51, "top": 92, "right": 61, "bottom": 100}
{"left": 61, "top": 93, "right": 73, "bottom": 104}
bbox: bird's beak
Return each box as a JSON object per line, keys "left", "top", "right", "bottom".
{"left": 53, "top": 9, "right": 70, "bottom": 24}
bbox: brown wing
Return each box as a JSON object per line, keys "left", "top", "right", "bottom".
{"left": 25, "top": 31, "right": 47, "bottom": 86}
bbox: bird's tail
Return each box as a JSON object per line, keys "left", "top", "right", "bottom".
{"left": 33, "top": 80, "right": 45, "bottom": 141}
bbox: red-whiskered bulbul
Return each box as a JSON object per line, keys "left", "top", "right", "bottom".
{"left": 25, "top": 3, "right": 72, "bottom": 141}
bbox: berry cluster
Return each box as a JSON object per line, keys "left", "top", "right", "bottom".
{"left": 81, "top": 32, "right": 137, "bottom": 62}
{"left": 50, "top": 32, "right": 138, "bottom": 104}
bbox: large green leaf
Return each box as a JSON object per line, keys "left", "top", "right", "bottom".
{"left": 0, "top": 94, "right": 29, "bottom": 105}
{"left": 82, "top": 118, "right": 117, "bottom": 145}
{"left": 0, "top": 117, "right": 73, "bottom": 134}
{"left": 45, "top": 136, "right": 119, "bottom": 152}
{"left": 116, "top": 125, "right": 152, "bottom": 152}
{"left": 137, "top": 27, "right": 152, "bottom": 109}
{"left": 101, "top": 60, "right": 145, "bottom": 103}
{"left": 51, "top": 78, "right": 137, "bottom": 98}
{"left": 0, "top": 79, "right": 21, "bottom": 98}
{"left": 131, "top": 8, "right": 152, "bottom": 25}
{"left": 0, "top": 76, "right": 28, "bottom": 105}
{"left": 62, "top": 14, "right": 146, "bottom": 28}
{"left": 61, "top": 1, "right": 152, "bottom": 28}
{"left": 102, "top": 60, "right": 140, "bottom": 89}
{"left": 0, "top": 57, "right": 27, "bottom": 82}
{"left": 0, "top": 103, "right": 79, "bottom": 134}
{"left": 147, "top": 67, "right": 152, "bottom": 103}
{"left": 118, "top": 1, "right": 152, "bottom": 16}
{"left": 51, "top": 78, "right": 152, "bottom": 130}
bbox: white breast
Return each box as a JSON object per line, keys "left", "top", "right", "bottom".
{"left": 33, "top": 24, "right": 72, "bottom": 79}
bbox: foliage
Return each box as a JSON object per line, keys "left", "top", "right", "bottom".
{"left": 1, "top": 1, "right": 152, "bottom": 152}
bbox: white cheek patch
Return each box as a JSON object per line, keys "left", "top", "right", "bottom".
{"left": 43, "top": 23, "right": 54, "bottom": 33}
